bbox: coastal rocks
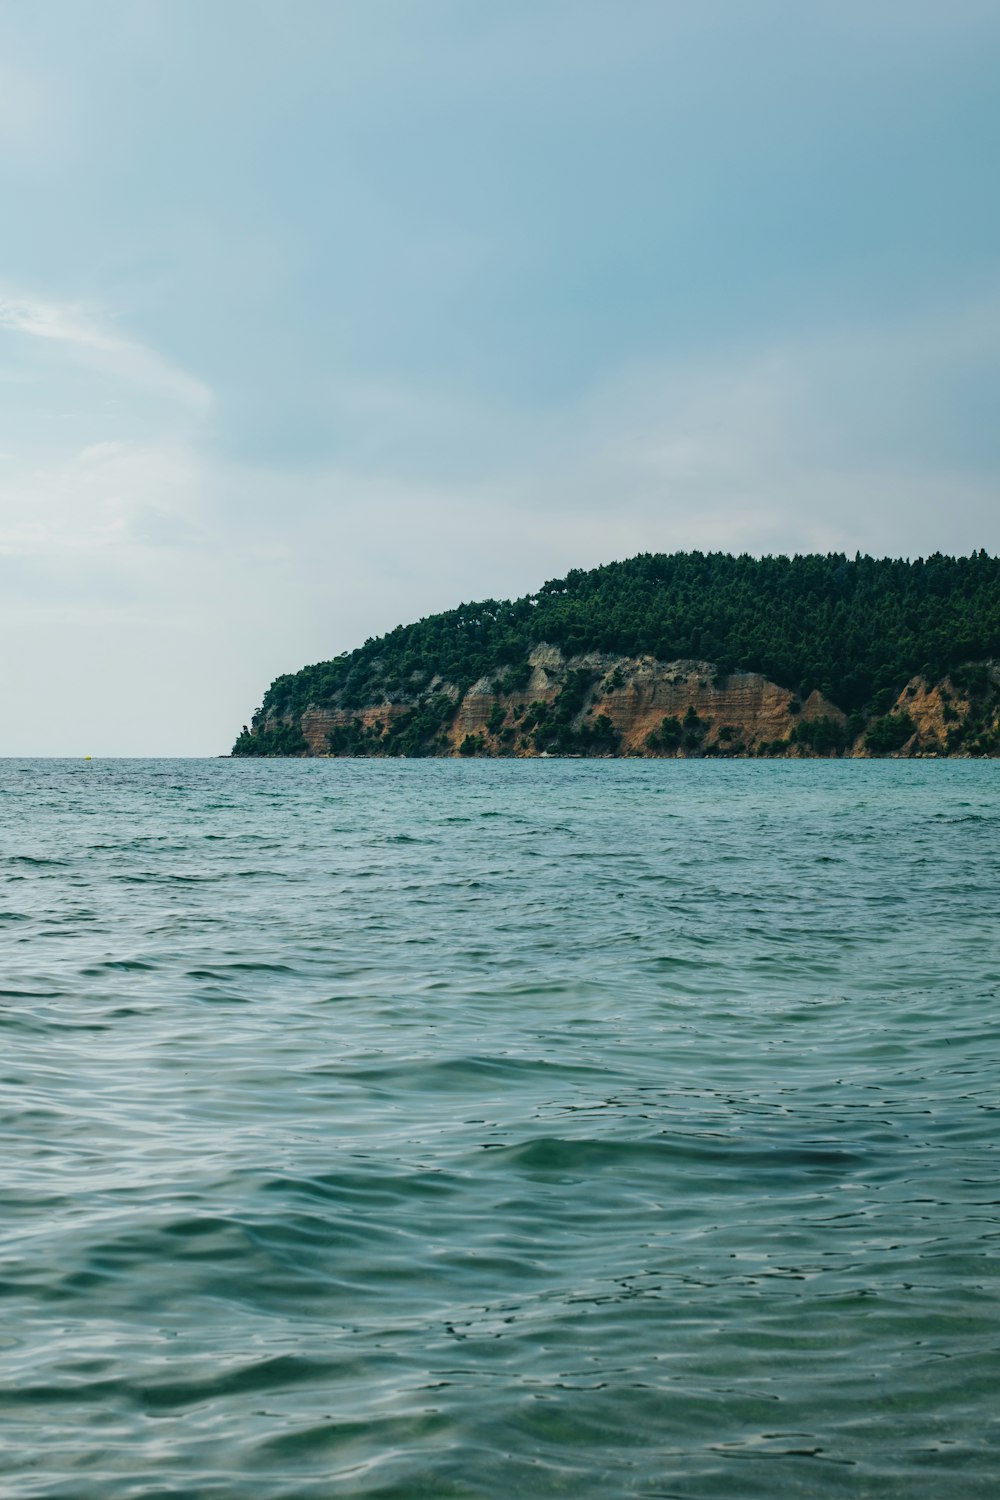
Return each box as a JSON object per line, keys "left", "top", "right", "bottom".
{"left": 254, "top": 650, "right": 1000, "bottom": 759}
{"left": 448, "top": 650, "right": 844, "bottom": 756}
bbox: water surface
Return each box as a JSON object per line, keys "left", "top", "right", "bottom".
{"left": 2, "top": 758, "right": 998, "bottom": 1496}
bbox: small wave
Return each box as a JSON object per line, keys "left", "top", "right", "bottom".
{"left": 79, "top": 959, "right": 157, "bottom": 975}
{"left": 479, "top": 1133, "right": 869, "bottom": 1178}
{"left": 5, "top": 855, "right": 70, "bottom": 868}
{"left": 186, "top": 961, "right": 298, "bottom": 976}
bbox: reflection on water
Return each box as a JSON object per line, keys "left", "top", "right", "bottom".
{"left": 2, "top": 757, "right": 999, "bottom": 1497}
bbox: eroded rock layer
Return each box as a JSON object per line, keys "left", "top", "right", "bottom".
{"left": 256, "top": 647, "right": 1000, "bottom": 757}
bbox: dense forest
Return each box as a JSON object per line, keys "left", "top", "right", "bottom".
{"left": 235, "top": 551, "right": 1000, "bottom": 738}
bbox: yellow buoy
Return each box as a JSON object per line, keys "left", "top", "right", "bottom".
{"left": 84, "top": 756, "right": 92, "bottom": 761}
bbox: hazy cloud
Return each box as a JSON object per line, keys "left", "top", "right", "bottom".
{"left": 0, "top": 292, "right": 212, "bottom": 411}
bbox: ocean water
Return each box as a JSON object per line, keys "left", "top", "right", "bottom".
{"left": 2, "top": 757, "right": 999, "bottom": 1499}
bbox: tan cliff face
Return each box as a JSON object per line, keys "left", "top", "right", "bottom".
{"left": 870, "top": 663, "right": 1000, "bottom": 757}
{"left": 450, "top": 649, "right": 841, "bottom": 755}
{"left": 297, "top": 701, "right": 416, "bottom": 755}
{"left": 262, "top": 649, "right": 999, "bottom": 757}
{"left": 271, "top": 646, "right": 838, "bottom": 756}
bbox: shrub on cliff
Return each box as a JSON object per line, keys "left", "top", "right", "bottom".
{"left": 646, "top": 716, "right": 684, "bottom": 753}
{"left": 232, "top": 722, "right": 308, "bottom": 757}
{"left": 789, "top": 716, "right": 851, "bottom": 756}
{"left": 864, "top": 711, "right": 916, "bottom": 754}
{"left": 493, "top": 662, "right": 533, "bottom": 694}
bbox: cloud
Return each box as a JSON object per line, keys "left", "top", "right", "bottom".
{"left": 0, "top": 58, "right": 59, "bottom": 153}
{"left": 247, "top": 286, "right": 1000, "bottom": 571}
{"left": 0, "top": 291, "right": 212, "bottom": 411}
{"left": 0, "top": 438, "right": 206, "bottom": 565}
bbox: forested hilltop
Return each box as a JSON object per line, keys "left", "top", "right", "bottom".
{"left": 232, "top": 552, "right": 1000, "bottom": 758}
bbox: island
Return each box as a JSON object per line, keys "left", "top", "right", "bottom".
{"left": 232, "top": 551, "right": 1000, "bottom": 758}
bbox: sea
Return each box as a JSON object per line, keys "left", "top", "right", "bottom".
{"left": 2, "top": 757, "right": 999, "bottom": 1498}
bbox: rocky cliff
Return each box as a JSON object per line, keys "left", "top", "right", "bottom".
{"left": 252, "top": 647, "right": 1000, "bottom": 758}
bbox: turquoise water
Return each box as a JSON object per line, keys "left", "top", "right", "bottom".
{"left": 2, "top": 758, "right": 999, "bottom": 1498}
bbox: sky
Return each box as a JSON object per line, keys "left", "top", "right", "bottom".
{"left": 1, "top": 0, "right": 999, "bottom": 755}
